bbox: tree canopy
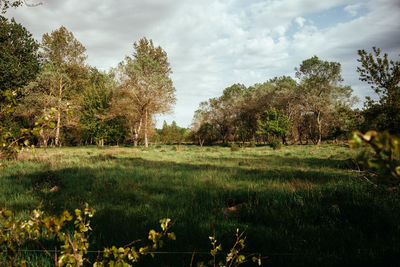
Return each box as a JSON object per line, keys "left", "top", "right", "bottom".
{"left": 0, "top": 15, "right": 39, "bottom": 96}
{"left": 357, "top": 47, "right": 400, "bottom": 133}
{"left": 116, "top": 37, "right": 176, "bottom": 147}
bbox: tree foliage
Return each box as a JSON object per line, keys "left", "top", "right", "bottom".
{"left": 357, "top": 47, "right": 400, "bottom": 133}
{"left": 192, "top": 63, "right": 355, "bottom": 146}
{"left": 295, "top": 56, "right": 352, "bottom": 145}
{"left": 0, "top": 16, "right": 38, "bottom": 158}
{"left": 35, "top": 26, "right": 88, "bottom": 146}
{"left": 116, "top": 37, "right": 176, "bottom": 147}
{"left": 0, "top": 15, "right": 39, "bottom": 98}
{"left": 257, "top": 107, "right": 291, "bottom": 140}
{"left": 351, "top": 131, "right": 400, "bottom": 189}
{"left": 80, "top": 68, "right": 126, "bottom": 146}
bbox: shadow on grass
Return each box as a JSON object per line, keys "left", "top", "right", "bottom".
{"left": 204, "top": 154, "right": 356, "bottom": 170}
{"left": 2, "top": 156, "right": 400, "bottom": 266}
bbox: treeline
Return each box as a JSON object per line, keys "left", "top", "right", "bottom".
{"left": 189, "top": 51, "right": 399, "bottom": 146}
{"left": 0, "top": 16, "right": 176, "bottom": 149}
{"left": 1, "top": 15, "right": 399, "bottom": 151}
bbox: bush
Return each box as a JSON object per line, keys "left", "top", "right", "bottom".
{"left": 270, "top": 139, "right": 281, "bottom": 150}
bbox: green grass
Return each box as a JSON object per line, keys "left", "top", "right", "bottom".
{"left": 1, "top": 144, "right": 400, "bottom": 266}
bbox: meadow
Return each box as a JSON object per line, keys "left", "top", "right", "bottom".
{"left": 1, "top": 144, "right": 399, "bottom": 266}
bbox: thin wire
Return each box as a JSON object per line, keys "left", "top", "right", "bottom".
{"left": 17, "top": 249, "right": 284, "bottom": 255}
{"left": 18, "top": 248, "right": 384, "bottom": 256}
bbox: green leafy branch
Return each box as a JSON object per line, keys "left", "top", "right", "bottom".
{"left": 350, "top": 130, "right": 400, "bottom": 189}
{"left": 1, "top": 204, "right": 176, "bottom": 266}
{"left": 197, "top": 228, "right": 262, "bottom": 267}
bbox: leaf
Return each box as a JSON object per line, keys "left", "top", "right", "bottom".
{"left": 363, "top": 131, "right": 377, "bottom": 141}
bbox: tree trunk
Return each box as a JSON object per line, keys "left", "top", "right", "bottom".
{"left": 316, "top": 111, "right": 322, "bottom": 145}
{"left": 133, "top": 119, "right": 142, "bottom": 147}
{"left": 298, "top": 127, "right": 303, "bottom": 145}
{"left": 144, "top": 110, "right": 148, "bottom": 148}
{"left": 42, "top": 136, "right": 48, "bottom": 148}
{"left": 198, "top": 137, "right": 204, "bottom": 147}
{"left": 55, "top": 75, "right": 63, "bottom": 147}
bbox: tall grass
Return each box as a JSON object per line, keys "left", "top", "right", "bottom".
{"left": 1, "top": 144, "right": 399, "bottom": 266}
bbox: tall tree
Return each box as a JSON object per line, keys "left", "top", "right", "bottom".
{"left": 80, "top": 68, "right": 125, "bottom": 146}
{"left": 0, "top": 15, "right": 39, "bottom": 99}
{"left": 39, "top": 26, "right": 87, "bottom": 146}
{"left": 357, "top": 47, "right": 400, "bottom": 133}
{"left": 117, "top": 37, "right": 176, "bottom": 147}
{"left": 0, "top": 15, "right": 39, "bottom": 153}
{"left": 295, "top": 56, "right": 348, "bottom": 145}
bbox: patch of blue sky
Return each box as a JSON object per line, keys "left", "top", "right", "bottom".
{"left": 306, "top": 4, "right": 369, "bottom": 29}
{"left": 284, "top": 3, "right": 369, "bottom": 41}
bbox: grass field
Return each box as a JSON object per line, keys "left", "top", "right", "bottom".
{"left": 1, "top": 144, "right": 400, "bottom": 266}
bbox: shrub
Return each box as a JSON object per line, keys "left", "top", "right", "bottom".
{"left": 270, "top": 139, "right": 281, "bottom": 150}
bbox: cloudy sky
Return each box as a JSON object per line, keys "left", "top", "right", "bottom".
{"left": 5, "top": 0, "right": 400, "bottom": 127}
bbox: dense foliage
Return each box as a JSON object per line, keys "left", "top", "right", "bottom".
{"left": 257, "top": 107, "right": 291, "bottom": 142}
{"left": 0, "top": 15, "right": 39, "bottom": 97}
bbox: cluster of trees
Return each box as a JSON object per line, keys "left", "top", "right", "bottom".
{"left": 190, "top": 51, "right": 399, "bottom": 146}
{"left": 191, "top": 57, "right": 359, "bottom": 146}
{"left": 0, "top": 15, "right": 176, "bottom": 151}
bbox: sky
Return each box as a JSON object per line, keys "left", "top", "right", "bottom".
{"left": 4, "top": 0, "right": 400, "bottom": 128}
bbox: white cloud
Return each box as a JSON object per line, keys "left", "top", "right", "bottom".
{"left": 344, "top": 3, "right": 362, "bottom": 16}
{"left": 295, "top": 17, "right": 306, "bottom": 27}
